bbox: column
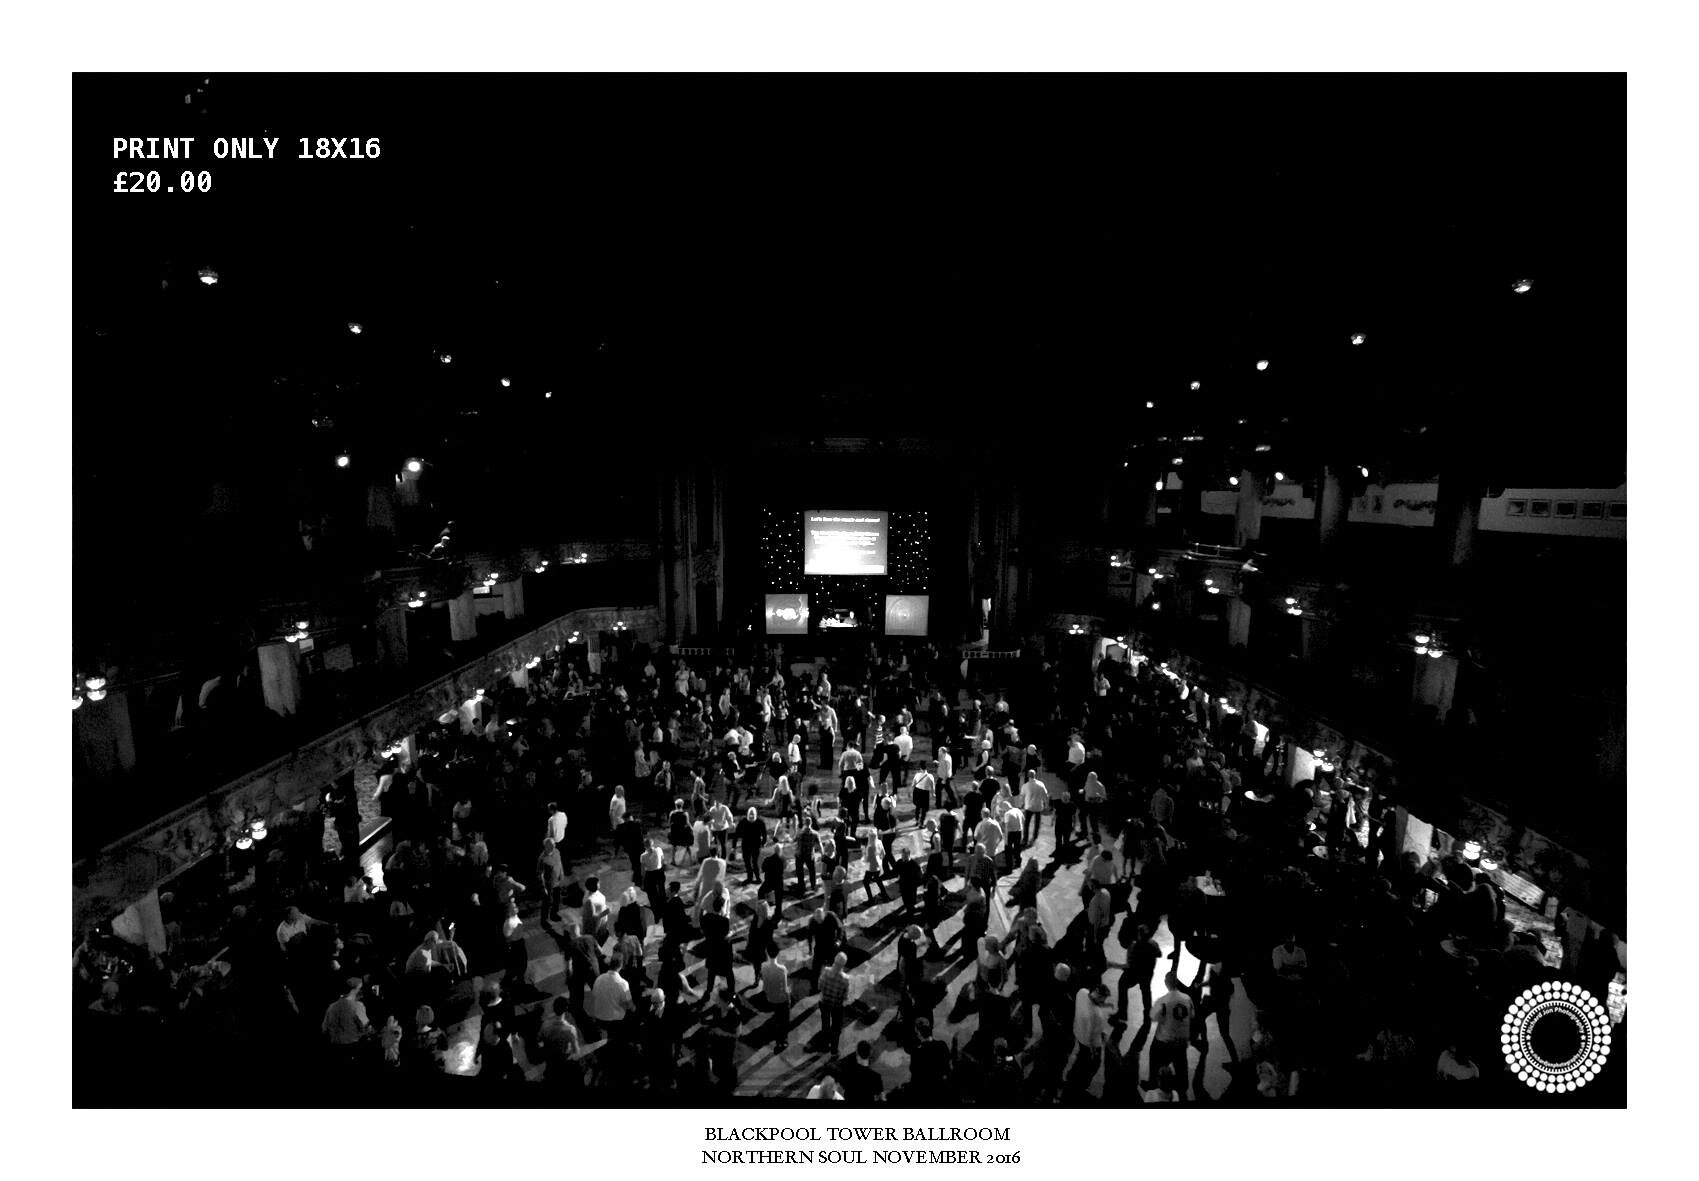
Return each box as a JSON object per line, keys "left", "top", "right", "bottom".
{"left": 376, "top": 604, "right": 409, "bottom": 670}
{"left": 1412, "top": 653, "right": 1460, "bottom": 723}
{"left": 1233, "top": 469, "right": 1263, "bottom": 547}
{"left": 75, "top": 687, "right": 139, "bottom": 776}
{"left": 586, "top": 628, "right": 604, "bottom": 675}
{"left": 449, "top": 590, "right": 477, "bottom": 642}
{"left": 1317, "top": 466, "right": 1348, "bottom": 560}
{"left": 1133, "top": 571, "right": 1154, "bottom": 608}
{"left": 1435, "top": 477, "right": 1481, "bottom": 568}
{"left": 711, "top": 467, "right": 726, "bottom": 632}
{"left": 257, "top": 642, "right": 302, "bottom": 717}
{"left": 1227, "top": 596, "right": 1253, "bottom": 648}
{"left": 500, "top": 575, "right": 526, "bottom": 620}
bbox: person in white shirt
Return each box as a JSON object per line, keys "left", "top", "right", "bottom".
{"left": 1148, "top": 973, "right": 1196, "bottom": 1099}
{"left": 999, "top": 802, "right": 1024, "bottom": 874}
{"left": 1066, "top": 732, "right": 1087, "bottom": 790}
{"left": 707, "top": 797, "right": 734, "bottom": 860}
{"left": 1020, "top": 769, "right": 1049, "bottom": 844}
{"left": 935, "top": 746, "right": 957, "bottom": 806}
{"left": 275, "top": 906, "right": 322, "bottom": 951}
{"left": 893, "top": 725, "right": 914, "bottom": 778}
{"left": 607, "top": 786, "right": 628, "bottom": 833}
{"left": 546, "top": 803, "right": 568, "bottom": 845}
{"left": 587, "top": 959, "right": 635, "bottom": 1035}
{"left": 580, "top": 877, "right": 610, "bottom": 940}
{"left": 911, "top": 763, "right": 935, "bottom": 826}
{"left": 1071, "top": 983, "right": 1113, "bottom": 1091}
{"left": 1272, "top": 935, "right": 1308, "bottom": 978}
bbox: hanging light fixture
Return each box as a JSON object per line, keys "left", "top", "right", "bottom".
{"left": 1284, "top": 597, "right": 1297, "bottom": 606}
{"left": 197, "top": 266, "right": 219, "bottom": 286}
{"left": 1154, "top": 480, "right": 1163, "bottom": 491}
{"left": 1150, "top": 602, "right": 1161, "bottom": 611}
{"left": 1350, "top": 333, "right": 1366, "bottom": 346}
{"left": 1189, "top": 380, "right": 1201, "bottom": 391}
{"left": 406, "top": 459, "right": 423, "bottom": 473}
{"left": 1229, "top": 475, "right": 1239, "bottom": 486}
{"left": 235, "top": 834, "right": 253, "bottom": 851}
{"left": 1273, "top": 470, "right": 1286, "bottom": 482}
{"left": 438, "top": 352, "right": 453, "bottom": 364}
{"left": 72, "top": 692, "right": 84, "bottom": 710}
{"left": 335, "top": 454, "right": 350, "bottom": 468}
{"left": 347, "top": 322, "right": 362, "bottom": 335}
{"left": 1414, "top": 644, "right": 1429, "bottom": 656}
{"left": 85, "top": 676, "right": 106, "bottom": 692}
{"left": 1145, "top": 401, "right": 1155, "bottom": 409}
{"left": 1255, "top": 359, "right": 1269, "bottom": 371}
{"left": 500, "top": 378, "right": 511, "bottom": 388}
{"left": 1359, "top": 465, "right": 1370, "bottom": 478}
{"left": 1414, "top": 633, "right": 1431, "bottom": 645}
{"left": 249, "top": 818, "right": 268, "bottom": 841}
{"left": 1511, "top": 278, "right": 1533, "bottom": 294}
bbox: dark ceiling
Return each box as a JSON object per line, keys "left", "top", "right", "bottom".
{"left": 73, "top": 73, "right": 1624, "bottom": 641}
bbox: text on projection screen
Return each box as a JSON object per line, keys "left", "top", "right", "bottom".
{"left": 803, "top": 511, "right": 889, "bottom": 575}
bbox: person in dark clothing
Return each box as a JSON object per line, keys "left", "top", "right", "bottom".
{"left": 841, "top": 1039, "right": 885, "bottom": 1104}
{"left": 895, "top": 846, "right": 922, "bottom": 917}
{"left": 937, "top": 810, "right": 959, "bottom": 875}
{"left": 961, "top": 784, "right": 984, "bottom": 845}
{"left": 615, "top": 814, "right": 645, "bottom": 878}
{"left": 807, "top": 905, "right": 844, "bottom": 978}
{"left": 1115, "top": 920, "right": 1161, "bottom": 1026}
{"left": 660, "top": 882, "right": 694, "bottom": 949}
{"left": 760, "top": 845, "right": 787, "bottom": 909}
{"left": 921, "top": 870, "right": 947, "bottom": 956}
{"left": 698, "top": 894, "right": 737, "bottom": 1000}
{"left": 735, "top": 808, "right": 767, "bottom": 882}
{"left": 795, "top": 819, "right": 821, "bottom": 896}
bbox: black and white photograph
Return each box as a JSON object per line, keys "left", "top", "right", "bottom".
{"left": 62, "top": 63, "right": 1638, "bottom": 1121}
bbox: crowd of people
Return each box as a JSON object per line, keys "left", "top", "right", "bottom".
{"left": 75, "top": 633, "right": 1612, "bottom": 1106}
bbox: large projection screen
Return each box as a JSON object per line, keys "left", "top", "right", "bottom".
{"left": 803, "top": 511, "right": 888, "bottom": 575}
{"left": 884, "top": 594, "right": 930, "bottom": 637}
{"left": 764, "top": 593, "right": 809, "bottom": 635}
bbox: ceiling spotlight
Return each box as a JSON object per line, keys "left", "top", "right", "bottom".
{"left": 500, "top": 378, "right": 511, "bottom": 388}
{"left": 1414, "top": 633, "right": 1431, "bottom": 645}
{"left": 1512, "top": 279, "right": 1533, "bottom": 294}
{"left": 1204, "top": 578, "right": 1214, "bottom": 586}
{"left": 1189, "top": 381, "right": 1201, "bottom": 391}
{"left": 1254, "top": 443, "right": 1271, "bottom": 453}
{"left": 197, "top": 267, "right": 219, "bottom": 286}
{"left": 1151, "top": 602, "right": 1161, "bottom": 611}
{"left": 1287, "top": 606, "right": 1302, "bottom": 617}
{"left": 1206, "top": 585, "right": 1221, "bottom": 595}
{"left": 1171, "top": 456, "right": 1184, "bottom": 465}
{"left": 347, "top": 322, "right": 362, "bottom": 335}
{"left": 85, "top": 676, "right": 106, "bottom": 692}
{"left": 406, "top": 459, "right": 422, "bottom": 473}
{"left": 544, "top": 391, "right": 553, "bottom": 399}
{"left": 1145, "top": 401, "right": 1155, "bottom": 410}
{"left": 1284, "top": 597, "right": 1297, "bottom": 606}
{"left": 1428, "top": 647, "right": 1444, "bottom": 660}
{"left": 534, "top": 565, "right": 546, "bottom": 573}
{"left": 1273, "top": 470, "right": 1286, "bottom": 482}
{"left": 439, "top": 353, "right": 453, "bottom": 364}
{"left": 1154, "top": 481, "right": 1163, "bottom": 491}
{"left": 1229, "top": 475, "right": 1240, "bottom": 487}
{"left": 1147, "top": 567, "right": 1157, "bottom": 575}
{"left": 295, "top": 620, "right": 309, "bottom": 631}
{"left": 1255, "top": 359, "right": 1269, "bottom": 371}
{"left": 87, "top": 687, "right": 108, "bottom": 701}
{"left": 1359, "top": 465, "right": 1370, "bottom": 478}
{"left": 1414, "top": 644, "right": 1429, "bottom": 656}
{"left": 1350, "top": 333, "right": 1366, "bottom": 346}
{"left": 335, "top": 454, "right": 350, "bottom": 468}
